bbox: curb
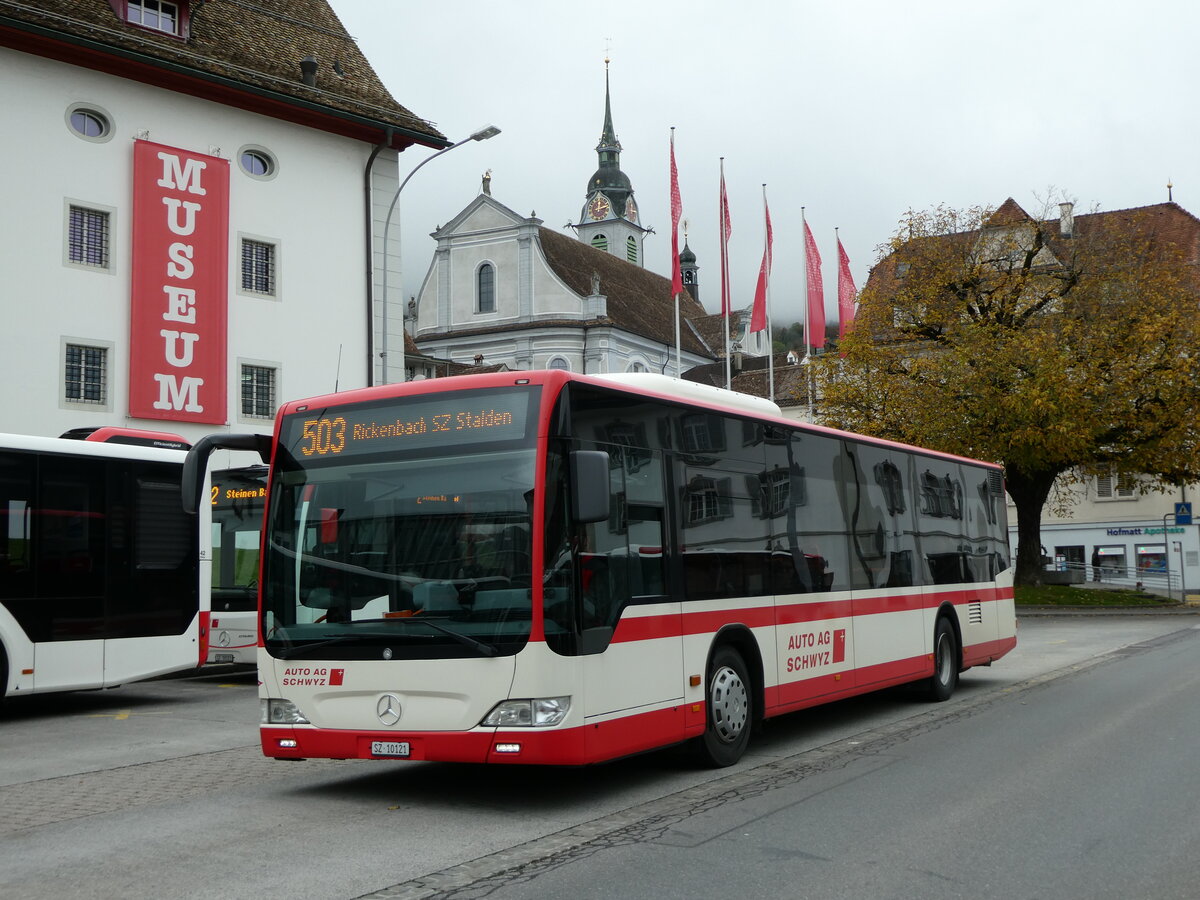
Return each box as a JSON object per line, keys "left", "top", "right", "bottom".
{"left": 1017, "top": 604, "right": 1200, "bottom": 617}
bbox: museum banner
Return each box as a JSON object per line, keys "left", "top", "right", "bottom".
{"left": 129, "top": 140, "right": 229, "bottom": 424}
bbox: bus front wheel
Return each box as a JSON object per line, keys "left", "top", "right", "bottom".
{"left": 696, "top": 645, "right": 752, "bottom": 767}
{"left": 920, "top": 616, "right": 959, "bottom": 702}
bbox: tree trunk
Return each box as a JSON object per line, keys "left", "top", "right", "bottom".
{"left": 1005, "top": 466, "right": 1061, "bottom": 586}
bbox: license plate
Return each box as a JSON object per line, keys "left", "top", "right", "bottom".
{"left": 371, "top": 741, "right": 411, "bottom": 758}
{"left": 212, "top": 653, "right": 235, "bottom": 663}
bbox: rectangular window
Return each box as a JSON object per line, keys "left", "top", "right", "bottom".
{"left": 68, "top": 206, "right": 109, "bottom": 269}
{"left": 241, "top": 365, "right": 276, "bottom": 419}
{"left": 1096, "top": 471, "right": 1137, "bottom": 500}
{"left": 65, "top": 344, "right": 107, "bottom": 404}
{"left": 241, "top": 239, "right": 276, "bottom": 296}
{"left": 127, "top": 0, "right": 179, "bottom": 34}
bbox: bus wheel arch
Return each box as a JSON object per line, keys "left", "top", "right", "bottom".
{"left": 696, "top": 626, "right": 762, "bottom": 767}
{"left": 921, "top": 607, "right": 961, "bottom": 702}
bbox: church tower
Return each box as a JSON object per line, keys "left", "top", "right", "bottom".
{"left": 679, "top": 238, "right": 699, "bottom": 303}
{"left": 575, "top": 60, "right": 649, "bottom": 266}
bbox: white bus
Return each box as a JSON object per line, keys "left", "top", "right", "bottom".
{"left": 186, "top": 372, "right": 1016, "bottom": 767}
{"left": 0, "top": 429, "right": 265, "bottom": 697}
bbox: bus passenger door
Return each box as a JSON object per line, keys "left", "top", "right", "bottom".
{"left": 843, "top": 445, "right": 927, "bottom": 687}
{"left": 578, "top": 449, "right": 683, "bottom": 756}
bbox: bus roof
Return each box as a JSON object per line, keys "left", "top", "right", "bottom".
{"left": 0, "top": 431, "right": 189, "bottom": 463}
{"left": 274, "top": 371, "right": 1003, "bottom": 473}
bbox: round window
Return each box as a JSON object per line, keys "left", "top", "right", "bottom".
{"left": 66, "top": 105, "right": 113, "bottom": 142}
{"left": 239, "top": 148, "right": 276, "bottom": 178}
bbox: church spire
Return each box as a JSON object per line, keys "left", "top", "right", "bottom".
{"left": 596, "top": 57, "right": 622, "bottom": 158}
{"left": 576, "top": 57, "right": 648, "bottom": 266}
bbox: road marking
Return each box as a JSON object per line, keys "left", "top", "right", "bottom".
{"left": 85, "top": 710, "right": 169, "bottom": 720}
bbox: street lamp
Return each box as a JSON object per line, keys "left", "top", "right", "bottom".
{"left": 380, "top": 124, "right": 501, "bottom": 384}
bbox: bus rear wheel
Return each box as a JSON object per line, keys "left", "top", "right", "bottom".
{"left": 920, "top": 616, "right": 959, "bottom": 702}
{"left": 696, "top": 645, "right": 752, "bottom": 767}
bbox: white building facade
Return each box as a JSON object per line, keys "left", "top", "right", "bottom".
{"left": 413, "top": 194, "right": 716, "bottom": 375}
{"left": 0, "top": 0, "right": 445, "bottom": 444}
{"left": 1010, "top": 474, "right": 1200, "bottom": 597}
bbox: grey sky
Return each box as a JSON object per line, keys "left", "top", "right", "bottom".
{"left": 334, "top": 0, "right": 1198, "bottom": 329}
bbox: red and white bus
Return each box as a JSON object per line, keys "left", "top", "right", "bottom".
{"left": 0, "top": 428, "right": 267, "bottom": 697}
{"left": 184, "top": 372, "right": 1015, "bottom": 767}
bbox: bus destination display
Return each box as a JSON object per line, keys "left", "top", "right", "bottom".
{"left": 283, "top": 388, "right": 534, "bottom": 459}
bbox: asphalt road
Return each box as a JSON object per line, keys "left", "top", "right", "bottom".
{"left": 0, "top": 614, "right": 1195, "bottom": 900}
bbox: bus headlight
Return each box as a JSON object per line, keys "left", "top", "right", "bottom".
{"left": 261, "top": 698, "right": 310, "bottom": 725}
{"left": 481, "top": 697, "right": 571, "bottom": 727}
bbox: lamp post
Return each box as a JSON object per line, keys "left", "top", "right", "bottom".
{"left": 379, "top": 124, "right": 500, "bottom": 384}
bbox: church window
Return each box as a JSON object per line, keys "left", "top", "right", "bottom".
{"left": 626, "top": 236, "right": 638, "bottom": 264}
{"left": 591, "top": 233, "right": 608, "bottom": 252}
{"left": 477, "top": 262, "right": 495, "bottom": 313}
{"left": 547, "top": 357, "right": 571, "bottom": 371}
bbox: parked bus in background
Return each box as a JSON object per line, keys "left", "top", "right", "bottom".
{"left": 0, "top": 428, "right": 201, "bottom": 698}
{"left": 184, "top": 372, "right": 1016, "bottom": 767}
{"left": 207, "top": 466, "right": 267, "bottom": 666}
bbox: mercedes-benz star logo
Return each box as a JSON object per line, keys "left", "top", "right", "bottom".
{"left": 376, "top": 693, "right": 402, "bottom": 727}
{"left": 217, "top": 630, "right": 231, "bottom": 647}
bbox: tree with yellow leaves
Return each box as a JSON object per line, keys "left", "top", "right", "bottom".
{"left": 813, "top": 199, "right": 1200, "bottom": 585}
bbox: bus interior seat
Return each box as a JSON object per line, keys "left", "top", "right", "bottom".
{"left": 413, "top": 580, "right": 459, "bottom": 612}
{"left": 472, "top": 588, "right": 531, "bottom": 615}
{"left": 303, "top": 587, "right": 334, "bottom": 609}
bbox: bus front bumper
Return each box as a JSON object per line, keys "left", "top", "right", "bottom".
{"left": 260, "top": 724, "right": 589, "bottom": 765}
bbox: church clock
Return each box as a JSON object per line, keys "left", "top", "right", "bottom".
{"left": 588, "top": 195, "right": 611, "bottom": 220}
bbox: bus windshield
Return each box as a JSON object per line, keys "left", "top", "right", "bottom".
{"left": 261, "top": 389, "right": 540, "bottom": 660}
{"left": 211, "top": 467, "right": 266, "bottom": 613}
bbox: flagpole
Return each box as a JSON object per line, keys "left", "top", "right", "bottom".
{"left": 671, "top": 128, "right": 682, "bottom": 379}
{"left": 763, "top": 184, "right": 774, "bottom": 403}
{"left": 720, "top": 158, "right": 731, "bottom": 391}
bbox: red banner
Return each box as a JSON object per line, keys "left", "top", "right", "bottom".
{"left": 804, "top": 221, "right": 825, "bottom": 350}
{"left": 719, "top": 167, "right": 732, "bottom": 317}
{"left": 750, "top": 195, "right": 773, "bottom": 333}
{"left": 129, "top": 140, "right": 229, "bottom": 424}
{"left": 670, "top": 131, "right": 683, "bottom": 297}
{"left": 838, "top": 236, "right": 858, "bottom": 340}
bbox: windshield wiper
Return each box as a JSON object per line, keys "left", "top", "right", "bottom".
{"left": 271, "top": 620, "right": 498, "bottom": 659}
{"left": 359, "top": 617, "right": 500, "bottom": 657}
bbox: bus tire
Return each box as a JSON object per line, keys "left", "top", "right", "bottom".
{"left": 0, "top": 642, "right": 7, "bottom": 702}
{"left": 920, "top": 616, "right": 959, "bottom": 702}
{"left": 696, "top": 645, "right": 752, "bottom": 767}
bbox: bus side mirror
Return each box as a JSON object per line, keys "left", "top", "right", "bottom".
{"left": 182, "top": 433, "right": 272, "bottom": 514}
{"left": 570, "top": 450, "right": 610, "bottom": 524}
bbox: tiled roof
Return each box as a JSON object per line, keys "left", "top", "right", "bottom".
{"left": 985, "top": 197, "right": 1034, "bottom": 227}
{"left": 0, "top": 0, "right": 446, "bottom": 147}
{"left": 867, "top": 199, "right": 1200, "bottom": 297}
{"left": 537, "top": 227, "right": 716, "bottom": 358}
{"left": 682, "top": 351, "right": 810, "bottom": 406}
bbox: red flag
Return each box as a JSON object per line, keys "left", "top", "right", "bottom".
{"left": 670, "top": 132, "right": 683, "bottom": 297}
{"left": 837, "top": 236, "right": 857, "bottom": 340}
{"left": 750, "top": 196, "right": 773, "bottom": 333}
{"left": 804, "top": 221, "right": 825, "bottom": 350}
{"left": 719, "top": 168, "right": 732, "bottom": 317}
